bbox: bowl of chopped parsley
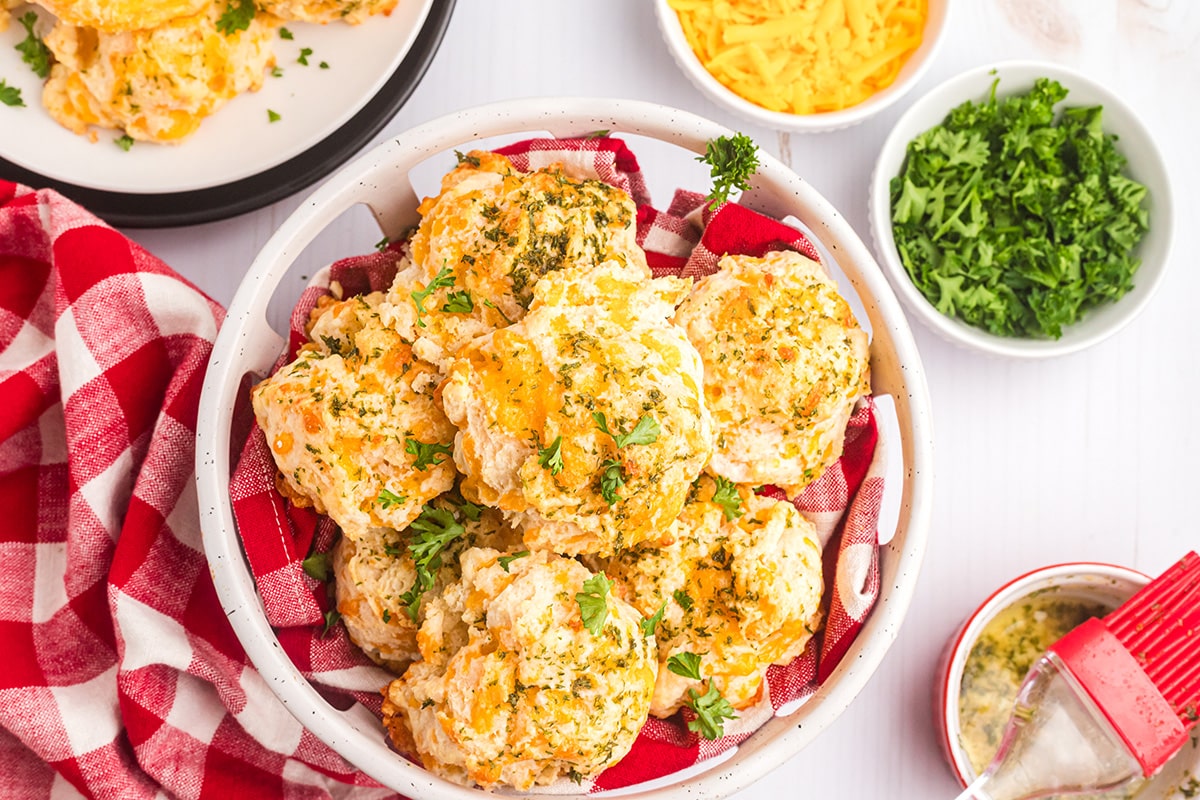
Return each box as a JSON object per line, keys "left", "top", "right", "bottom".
{"left": 870, "top": 61, "right": 1173, "bottom": 357}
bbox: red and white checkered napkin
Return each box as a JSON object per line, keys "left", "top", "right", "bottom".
{"left": 0, "top": 183, "right": 398, "bottom": 800}
{"left": 230, "top": 137, "right": 888, "bottom": 791}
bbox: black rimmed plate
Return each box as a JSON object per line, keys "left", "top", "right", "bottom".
{"left": 0, "top": 0, "right": 455, "bottom": 228}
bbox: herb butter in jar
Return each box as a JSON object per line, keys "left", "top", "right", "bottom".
{"left": 935, "top": 563, "right": 1163, "bottom": 797}
{"left": 958, "top": 593, "right": 1139, "bottom": 800}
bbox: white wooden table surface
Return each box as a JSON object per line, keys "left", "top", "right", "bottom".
{"left": 121, "top": 1, "right": 1200, "bottom": 797}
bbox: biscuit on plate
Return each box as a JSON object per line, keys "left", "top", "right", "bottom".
{"left": 258, "top": 0, "right": 397, "bottom": 25}
{"left": 41, "top": 0, "right": 278, "bottom": 142}
{"left": 33, "top": 0, "right": 209, "bottom": 33}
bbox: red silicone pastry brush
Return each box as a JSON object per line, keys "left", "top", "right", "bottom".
{"left": 955, "top": 552, "right": 1200, "bottom": 800}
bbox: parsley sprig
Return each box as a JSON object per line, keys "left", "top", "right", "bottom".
{"left": 697, "top": 133, "right": 759, "bottom": 209}
{"left": 410, "top": 265, "right": 455, "bottom": 327}
{"left": 397, "top": 505, "right": 466, "bottom": 620}
{"left": 301, "top": 551, "right": 330, "bottom": 582}
{"left": 441, "top": 289, "right": 474, "bottom": 313}
{"left": 686, "top": 683, "right": 738, "bottom": 740}
{"left": 538, "top": 435, "right": 564, "bottom": 475}
{"left": 640, "top": 601, "right": 666, "bottom": 637}
{"left": 0, "top": 80, "right": 25, "bottom": 108}
{"left": 711, "top": 477, "right": 744, "bottom": 521}
{"left": 377, "top": 488, "right": 407, "bottom": 509}
{"left": 598, "top": 459, "right": 626, "bottom": 505}
{"left": 667, "top": 652, "right": 703, "bottom": 680}
{"left": 216, "top": 0, "right": 256, "bottom": 35}
{"left": 405, "top": 438, "right": 452, "bottom": 471}
{"left": 594, "top": 412, "right": 660, "bottom": 449}
{"left": 592, "top": 413, "right": 659, "bottom": 505}
{"left": 575, "top": 573, "right": 613, "bottom": 635}
{"left": 498, "top": 551, "right": 529, "bottom": 572}
{"left": 16, "top": 12, "right": 52, "bottom": 79}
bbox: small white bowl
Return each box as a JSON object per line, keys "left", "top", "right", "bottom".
{"left": 869, "top": 61, "right": 1175, "bottom": 359}
{"left": 935, "top": 562, "right": 1149, "bottom": 788}
{"left": 653, "top": 0, "right": 950, "bottom": 133}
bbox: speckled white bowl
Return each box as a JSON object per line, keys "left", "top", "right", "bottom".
{"left": 653, "top": 0, "right": 950, "bottom": 133}
{"left": 196, "top": 98, "right": 935, "bottom": 799}
{"left": 870, "top": 61, "right": 1175, "bottom": 359}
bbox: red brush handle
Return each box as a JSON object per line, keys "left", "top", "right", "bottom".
{"left": 1052, "top": 617, "right": 1189, "bottom": 776}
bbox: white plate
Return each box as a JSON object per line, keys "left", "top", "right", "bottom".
{"left": 0, "top": 0, "right": 453, "bottom": 225}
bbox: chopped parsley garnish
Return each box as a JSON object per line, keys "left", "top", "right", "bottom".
{"left": 889, "top": 77, "right": 1150, "bottom": 339}
{"left": 673, "top": 589, "right": 694, "bottom": 611}
{"left": 301, "top": 551, "right": 329, "bottom": 582}
{"left": 410, "top": 265, "right": 455, "bottom": 327}
{"left": 576, "top": 573, "right": 613, "bottom": 635}
{"left": 538, "top": 435, "right": 564, "bottom": 475}
{"left": 16, "top": 12, "right": 52, "bottom": 79}
{"left": 598, "top": 458, "right": 625, "bottom": 505}
{"left": 377, "top": 488, "right": 407, "bottom": 509}
{"left": 441, "top": 289, "right": 474, "bottom": 313}
{"left": 686, "top": 683, "right": 737, "bottom": 740}
{"left": 297, "top": 47, "right": 313, "bottom": 65}
{"left": 454, "top": 150, "right": 481, "bottom": 167}
{"left": 319, "top": 61, "right": 329, "bottom": 69}
{"left": 267, "top": 109, "right": 281, "bottom": 123}
{"left": 405, "top": 438, "right": 452, "bottom": 471}
{"left": 320, "top": 608, "right": 342, "bottom": 637}
{"left": 114, "top": 134, "right": 135, "bottom": 151}
{"left": 216, "top": 0, "right": 256, "bottom": 36}
{"left": 271, "top": 66, "right": 283, "bottom": 78}
{"left": 0, "top": 80, "right": 24, "bottom": 108}
{"left": 697, "top": 133, "right": 759, "bottom": 209}
{"left": 640, "top": 601, "right": 666, "bottom": 637}
{"left": 374, "top": 235, "right": 390, "bottom": 252}
{"left": 498, "top": 551, "right": 529, "bottom": 572}
{"left": 397, "top": 505, "right": 466, "bottom": 620}
{"left": 381, "top": 608, "right": 391, "bottom": 623}
{"left": 593, "top": 412, "right": 660, "bottom": 449}
{"left": 667, "top": 652, "right": 703, "bottom": 680}
{"left": 711, "top": 476, "right": 743, "bottom": 521}
{"left": 481, "top": 298, "right": 513, "bottom": 324}
{"left": 453, "top": 496, "right": 483, "bottom": 521}
{"left": 279, "top": 26, "right": 294, "bottom": 39}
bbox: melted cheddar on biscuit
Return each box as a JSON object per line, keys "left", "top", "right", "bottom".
{"left": 381, "top": 548, "right": 656, "bottom": 790}
{"left": 333, "top": 499, "right": 522, "bottom": 673}
{"left": 41, "top": 0, "right": 277, "bottom": 143}
{"left": 251, "top": 292, "right": 456, "bottom": 537}
{"left": 381, "top": 151, "right": 648, "bottom": 368}
{"left": 440, "top": 262, "right": 713, "bottom": 557}
{"left": 674, "top": 250, "right": 870, "bottom": 496}
{"left": 600, "top": 478, "right": 824, "bottom": 716}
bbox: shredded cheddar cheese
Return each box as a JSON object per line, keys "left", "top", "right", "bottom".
{"left": 669, "top": 0, "right": 928, "bottom": 115}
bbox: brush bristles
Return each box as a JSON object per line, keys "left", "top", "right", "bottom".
{"left": 1105, "top": 552, "right": 1200, "bottom": 726}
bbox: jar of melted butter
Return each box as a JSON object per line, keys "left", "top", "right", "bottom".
{"left": 938, "top": 563, "right": 1200, "bottom": 800}
{"left": 958, "top": 593, "right": 1138, "bottom": 800}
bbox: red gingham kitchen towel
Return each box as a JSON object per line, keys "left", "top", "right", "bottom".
{"left": 230, "top": 137, "right": 887, "bottom": 791}
{"left": 0, "top": 182, "right": 398, "bottom": 799}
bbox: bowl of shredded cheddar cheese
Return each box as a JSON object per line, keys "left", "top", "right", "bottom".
{"left": 654, "top": 0, "right": 949, "bottom": 132}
